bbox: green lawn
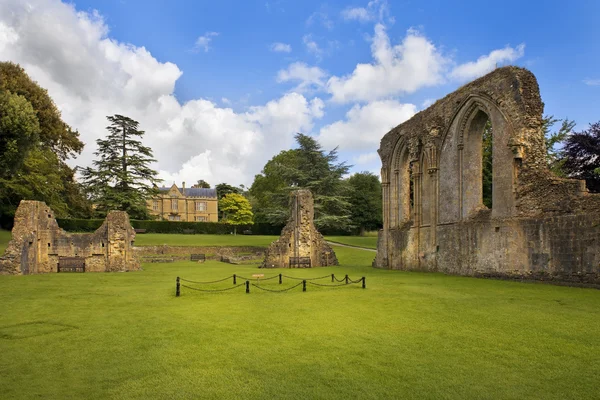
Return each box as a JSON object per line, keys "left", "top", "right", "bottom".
{"left": 325, "top": 235, "right": 378, "bottom": 249}
{"left": 1, "top": 243, "right": 599, "bottom": 399}
{"left": 0, "top": 229, "right": 11, "bottom": 254}
{"left": 133, "top": 233, "right": 278, "bottom": 247}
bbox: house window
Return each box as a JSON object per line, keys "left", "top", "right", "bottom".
{"left": 168, "top": 215, "right": 181, "bottom": 221}
{"left": 195, "top": 201, "right": 207, "bottom": 211}
{"left": 195, "top": 216, "right": 207, "bottom": 222}
{"left": 152, "top": 200, "right": 159, "bottom": 211}
{"left": 171, "top": 198, "right": 178, "bottom": 211}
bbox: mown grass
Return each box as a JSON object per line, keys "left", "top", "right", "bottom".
{"left": 326, "top": 235, "right": 378, "bottom": 249}
{"left": 1, "top": 242, "right": 599, "bottom": 399}
{"left": 133, "top": 233, "right": 278, "bottom": 247}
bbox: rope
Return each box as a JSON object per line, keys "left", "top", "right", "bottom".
{"left": 347, "top": 278, "right": 364, "bottom": 284}
{"left": 333, "top": 276, "right": 346, "bottom": 282}
{"left": 259, "top": 275, "right": 279, "bottom": 281}
{"left": 282, "top": 274, "right": 331, "bottom": 281}
{"left": 181, "top": 283, "right": 246, "bottom": 292}
{"left": 251, "top": 281, "right": 303, "bottom": 292}
{"left": 307, "top": 281, "right": 357, "bottom": 287}
{"left": 180, "top": 276, "right": 233, "bottom": 284}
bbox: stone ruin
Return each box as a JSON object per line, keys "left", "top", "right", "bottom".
{"left": 262, "top": 190, "right": 338, "bottom": 268}
{"left": 375, "top": 66, "right": 600, "bottom": 285}
{"left": 0, "top": 200, "right": 140, "bottom": 275}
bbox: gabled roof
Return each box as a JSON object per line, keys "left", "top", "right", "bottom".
{"left": 157, "top": 186, "right": 217, "bottom": 198}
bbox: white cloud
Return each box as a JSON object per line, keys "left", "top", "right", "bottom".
{"left": 449, "top": 44, "right": 525, "bottom": 81}
{"left": 341, "top": 0, "right": 391, "bottom": 23}
{"left": 306, "top": 10, "right": 334, "bottom": 30}
{"left": 194, "top": 31, "right": 219, "bottom": 52}
{"left": 584, "top": 78, "right": 600, "bottom": 86}
{"left": 276, "top": 62, "right": 328, "bottom": 93}
{"left": 303, "top": 34, "right": 323, "bottom": 58}
{"left": 221, "top": 97, "right": 231, "bottom": 105}
{"left": 0, "top": 0, "right": 324, "bottom": 186}
{"left": 421, "top": 98, "right": 434, "bottom": 109}
{"left": 317, "top": 100, "right": 416, "bottom": 150}
{"left": 354, "top": 152, "right": 379, "bottom": 165}
{"left": 327, "top": 24, "right": 449, "bottom": 103}
{"left": 270, "top": 42, "right": 292, "bottom": 53}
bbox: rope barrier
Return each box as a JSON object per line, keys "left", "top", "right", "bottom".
{"left": 251, "top": 281, "right": 303, "bottom": 292}
{"left": 180, "top": 276, "right": 233, "bottom": 284}
{"left": 181, "top": 283, "right": 246, "bottom": 292}
{"left": 282, "top": 274, "right": 331, "bottom": 281}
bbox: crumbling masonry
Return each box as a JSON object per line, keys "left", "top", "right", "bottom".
{"left": 262, "top": 190, "right": 338, "bottom": 268}
{"left": 0, "top": 200, "right": 140, "bottom": 275}
{"left": 375, "top": 66, "right": 600, "bottom": 284}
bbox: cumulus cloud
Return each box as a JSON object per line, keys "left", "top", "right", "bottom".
{"left": 354, "top": 152, "right": 379, "bottom": 165}
{"left": 341, "top": 0, "right": 391, "bottom": 23}
{"left": 194, "top": 31, "right": 219, "bottom": 52}
{"left": 306, "top": 10, "right": 334, "bottom": 30}
{"left": 449, "top": 44, "right": 525, "bottom": 81}
{"left": 326, "top": 25, "right": 449, "bottom": 103}
{"left": 276, "top": 62, "right": 328, "bottom": 93}
{"left": 0, "top": 0, "right": 324, "bottom": 186}
{"left": 303, "top": 34, "right": 323, "bottom": 57}
{"left": 317, "top": 100, "right": 416, "bottom": 150}
{"left": 270, "top": 42, "right": 292, "bottom": 53}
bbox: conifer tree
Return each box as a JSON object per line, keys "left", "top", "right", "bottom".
{"left": 81, "top": 115, "right": 161, "bottom": 219}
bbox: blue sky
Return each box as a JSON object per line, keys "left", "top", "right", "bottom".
{"left": 0, "top": 0, "right": 598, "bottom": 186}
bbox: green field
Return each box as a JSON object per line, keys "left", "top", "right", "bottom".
{"left": 133, "top": 233, "right": 278, "bottom": 247}
{"left": 0, "top": 229, "right": 10, "bottom": 254}
{"left": 325, "top": 235, "right": 378, "bottom": 249}
{"left": 1, "top": 235, "right": 599, "bottom": 399}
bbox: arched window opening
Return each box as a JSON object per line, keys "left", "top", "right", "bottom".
{"left": 482, "top": 119, "right": 493, "bottom": 209}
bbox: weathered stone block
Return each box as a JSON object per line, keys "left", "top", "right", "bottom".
{"left": 262, "top": 190, "right": 338, "bottom": 268}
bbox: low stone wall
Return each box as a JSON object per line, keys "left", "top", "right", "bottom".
{"left": 376, "top": 213, "right": 600, "bottom": 285}
{"left": 134, "top": 245, "right": 265, "bottom": 259}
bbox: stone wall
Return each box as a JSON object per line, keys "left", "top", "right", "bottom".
{"left": 375, "top": 66, "right": 600, "bottom": 284}
{"left": 262, "top": 190, "right": 338, "bottom": 268}
{"left": 0, "top": 200, "right": 140, "bottom": 275}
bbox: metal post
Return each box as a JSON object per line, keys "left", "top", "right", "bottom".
{"left": 246, "top": 280, "right": 250, "bottom": 294}
{"left": 279, "top": 273, "right": 282, "bottom": 284}
{"left": 362, "top": 277, "right": 366, "bottom": 289}
{"left": 176, "top": 277, "right": 180, "bottom": 297}
{"left": 233, "top": 274, "right": 236, "bottom": 285}
{"left": 345, "top": 274, "right": 349, "bottom": 284}
{"left": 331, "top": 273, "right": 334, "bottom": 282}
{"left": 302, "top": 280, "right": 306, "bottom": 292}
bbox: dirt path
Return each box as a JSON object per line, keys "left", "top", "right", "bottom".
{"left": 326, "top": 241, "right": 377, "bottom": 252}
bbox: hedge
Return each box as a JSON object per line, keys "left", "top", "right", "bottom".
{"left": 55, "top": 218, "right": 285, "bottom": 235}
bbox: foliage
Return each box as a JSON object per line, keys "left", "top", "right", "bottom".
{"left": 192, "top": 180, "right": 210, "bottom": 188}
{"left": 219, "top": 193, "right": 254, "bottom": 234}
{"left": 0, "top": 63, "right": 91, "bottom": 222}
{"left": 482, "top": 120, "right": 493, "bottom": 208}
{"left": 81, "top": 115, "right": 161, "bottom": 219}
{"left": 543, "top": 115, "right": 576, "bottom": 176}
{"left": 55, "top": 218, "right": 283, "bottom": 235}
{"left": 0, "top": 90, "right": 40, "bottom": 177}
{"left": 561, "top": 121, "right": 600, "bottom": 192}
{"left": 1, "top": 248, "right": 599, "bottom": 399}
{"left": 215, "top": 183, "right": 242, "bottom": 199}
{"left": 0, "top": 62, "right": 83, "bottom": 159}
{"left": 346, "top": 172, "right": 382, "bottom": 234}
{"left": 250, "top": 133, "right": 352, "bottom": 231}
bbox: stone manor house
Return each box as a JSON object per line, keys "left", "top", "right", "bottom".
{"left": 146, "top": 183, "right": 218, "bottom": 222}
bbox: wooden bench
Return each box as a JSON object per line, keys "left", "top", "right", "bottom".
{"left": 190, "top": 254, "right": 206, "bottom": 262}
{"left": 58, "top": 257, "right": 85, "bottom": 273}
{"left": 289, "top": 257, "right": 311, "bottom": 268}
{"left": 134, "top": 228, "right": 147, "bottom": 234}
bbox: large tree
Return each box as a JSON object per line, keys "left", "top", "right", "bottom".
{"left": 346, "top": 172, "right": 382, "bottom": 235}
{"left": 0, "top": 62, "right": 90, "bottom": 224}
{"left": 192, "top": 180, "right": 210, "bottom": 188}
{"left": 250, "top": 133, "right": 352, "bottom": 231}
{"left": 219, "top": 193, "right": 254, "bottom": 235}
{"left": 81, "top": 115, "right": 161, "bottom": 219}
{"left": 561, "top": 121, "right": 600, "bottom": 193}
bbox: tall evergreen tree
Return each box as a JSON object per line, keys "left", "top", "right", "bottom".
{"left": 81, "top": 115, "right": 161, "bottom": 219}
{"left": 250, "top": 133, "right": 352, "bottom": 231}
{"left": 561, "top": 121, "right": 600, "bottom": 193}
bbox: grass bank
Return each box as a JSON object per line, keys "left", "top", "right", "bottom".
{"left": 1, "top": 245, "right": 599, "bottom": 399}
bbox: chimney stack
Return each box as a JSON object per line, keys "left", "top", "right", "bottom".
{"left": 182, "top": 181, "right": 185, "bottom": 196}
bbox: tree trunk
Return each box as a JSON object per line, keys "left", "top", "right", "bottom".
{"left": 360, "top": 226, "right": 365, "bottom": 236}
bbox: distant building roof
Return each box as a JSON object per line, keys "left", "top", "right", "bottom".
{"left": 158, "top": 186, "right": 217, "bottom": 198}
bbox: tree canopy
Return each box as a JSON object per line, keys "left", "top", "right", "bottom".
{"left": 561, "top": 121, "right": 600, "bottom": 193}
{"left": 81, "top": 115, "right": 161, "bottom": 219}
{"left": 346, "top": 171, "right": 382, "bottom": 234}
{"left": 219, "top": 193, "right": 254, "bottom": 234}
